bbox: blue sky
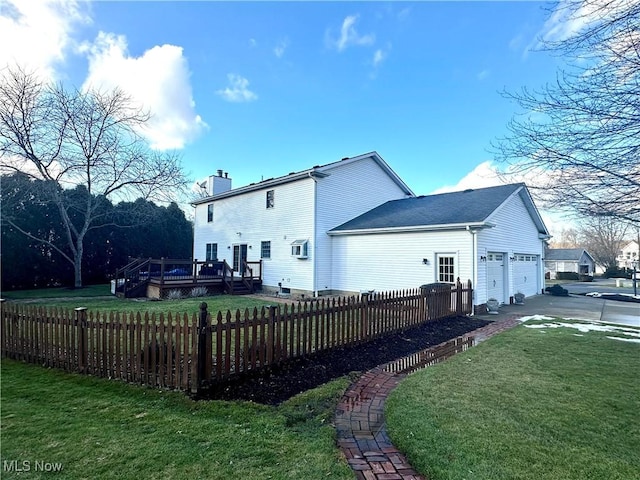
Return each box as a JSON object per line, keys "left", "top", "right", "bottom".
{"left": 2, "top": 1, "right": 582, "bottom": 232}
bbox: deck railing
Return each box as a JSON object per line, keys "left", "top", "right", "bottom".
{"left": 114, "top": 258, "right": 263, "bottom": 297}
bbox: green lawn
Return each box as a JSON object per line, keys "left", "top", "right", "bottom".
{"left": 385, "top": 318, "right": 640, "bottom": 480}
{"left": 2, "top": 284, "right": 112, "bottom": 300}
{"left": 2, "top": 285, "right": 272, "bottom": 318}
{"left": 0, "top": 359, "right": 353, "bottom": 479}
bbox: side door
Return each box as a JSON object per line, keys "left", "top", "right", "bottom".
{"left": 233, "top": 244, "right": 248, "bottom": 274}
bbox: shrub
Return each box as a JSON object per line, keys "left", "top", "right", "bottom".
{"left": 190, "top": 286, "right": 209, "bottom": 298}
{"left": 603, "top": 266, "right": 632, "bottom": 279}
{"left": 165, "top": 289, "right": 183, "bottom": 300}
{"left": 556, "top": 271, "right": 579, "bottom": 280}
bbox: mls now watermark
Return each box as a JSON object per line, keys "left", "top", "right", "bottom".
{"left": 3, "top": 460, "right": 64, "bottom": 473}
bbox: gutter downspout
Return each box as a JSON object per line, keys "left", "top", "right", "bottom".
{"left": 308, "top": 172, "right": 319, "bottom": 297}
{"left": 467, "top": 225, "right": 478, "bottom": 316}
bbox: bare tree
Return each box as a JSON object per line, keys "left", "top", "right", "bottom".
{"left": 576, "top": 216, "right": 629, "bottom": 269}
{"left": 0, "top": 66, "right": 188, "bottom": 287}
{"left": 548, "top": 227, "right": 580, "bottom": 248}
{"left": 494, "top": 0, "right": 640, "bottom": 226}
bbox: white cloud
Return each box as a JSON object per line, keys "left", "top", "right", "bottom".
{"left": 373, "top": 48, "right": 387, "bottom": 67}
{"left": 369, "top": 43, "right": 392, "bottom": 79}
{"left": 216, "top": 74, "right": 258, "bottom": 103}
{"left": 81, "top": 32, "right": 207, "bottom": 150}
{"left": 0, "top": 0, "right": 90, "bottom": 80}
{"left": 477, "top": 69, "right": 490, "bottom": 81}
{"left": 526, "top": 0, "right": 630, "bottom": 53}
{"left": 430, "top": 161, "right": 503, "bottom": 195}
{"left": 274, "top": 38, "right": 289, "bottom": 58}
{"left": 328, "top": 14, "right": 375, "bottom": 52}
{"left": 429, "top": 160, "right": 576, "bottom": 239}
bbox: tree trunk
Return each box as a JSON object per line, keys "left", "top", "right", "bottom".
{"left": 74, "top": 240, "right": 84, "bottom": 288}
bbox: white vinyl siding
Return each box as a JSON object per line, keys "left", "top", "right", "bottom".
{"left": 331, "top": 231, "right": 470, "bottom": 293}
{"left": 315, "top": 157, "right": 410, "bottom": 293}
{"left": 193, "top": 177, "right": 316, "bottom": 292}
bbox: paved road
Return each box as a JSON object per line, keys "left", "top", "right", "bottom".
{"left": 559, "top": 277, "right": 638, "bottom": 296}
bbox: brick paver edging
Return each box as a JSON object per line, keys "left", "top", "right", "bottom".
{"left": 334, "top": 316, "right": 521, "bottom": 480}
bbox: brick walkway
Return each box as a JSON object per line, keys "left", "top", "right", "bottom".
{"left": 334, "top": 316, "right": 521, "bottom": 480}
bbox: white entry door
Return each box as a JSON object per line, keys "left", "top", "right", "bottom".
{"left": 487, "top": 252, "right": 506, "bottom": 303}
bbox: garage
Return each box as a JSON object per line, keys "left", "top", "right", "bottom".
{"left": 513, "top": 254, "right": 539, "bottom": 297}
{"left": 486, "top": 252, "right": 506, "bottom": 303}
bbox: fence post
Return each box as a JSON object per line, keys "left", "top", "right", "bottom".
{"left": 267, "top": 305, "right": 277, "bottom": 364}
{"left": 419, "top": 285, "right": 428, "bottom": 320}
{"left": 195, "top": 302, "right": 209, "bottom": 393}
{"left": 75, "top": 307, "right": 88, "bottom": 373}
{"left": 361, "top": 292, "right": 369, "bottom": 342}
{"left": 456, "top": 278, "right": 463, "bottom": 314}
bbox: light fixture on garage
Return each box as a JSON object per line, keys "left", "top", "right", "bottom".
{"left": 422, "top": 258, "right": 429, "bottom": 265}
{"left": 480, "top": 255, "right": 487, "bottom": 262}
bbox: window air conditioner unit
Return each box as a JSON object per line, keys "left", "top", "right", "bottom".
{"left": 291, "top": 239, "right": 309, "bottom": 259}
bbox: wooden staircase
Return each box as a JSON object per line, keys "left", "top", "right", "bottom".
{"left": 114, "top": 258, "right": 151, "bottom": 298}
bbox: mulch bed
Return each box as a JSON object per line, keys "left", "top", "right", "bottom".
{"left": 197, "top": 315, "right": 490, "bottom": 405}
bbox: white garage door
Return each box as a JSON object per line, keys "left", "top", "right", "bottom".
{"left": 513, "top": 254, "right": 539, "bottom": 297}
{"left": 487, "top": 252, "right": 506, "bottom": 303}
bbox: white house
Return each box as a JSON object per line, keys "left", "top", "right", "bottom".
{"left": 617, "top": 240, "right": 639, "bottom": 270}
{"left": 192, "top": 152, "right": 550, "bottom": 309}
{"left": 192, "top": 152, "right": 414, "bottom": 296}
{"left": 544, "top": 248, "right": 595, "bottom": 279}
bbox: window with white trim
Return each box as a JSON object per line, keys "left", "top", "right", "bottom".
{"left": 266, "top": 190, "right": 274, "bottom": 209}
{"left": 437, "top": 254, "right": 456, "bottom": 283}
{"left": 261, "top": 241, "right": 271, "bottom": 259}
{"left": 206, "top": 243, "right": 217, "bottom": 261}
{"left": 207, "top": 204, "right": 214, "bottom": 223}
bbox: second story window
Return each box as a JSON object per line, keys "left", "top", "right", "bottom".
{"left": 266, "top": 190, "right": 274, "bottom": 209}
{"left": 207, "top": 204, "right": 214, "bottom": 222}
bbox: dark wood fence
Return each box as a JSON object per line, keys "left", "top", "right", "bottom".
{"left": 1, "top": 280, "right": 472, "bottom": 393}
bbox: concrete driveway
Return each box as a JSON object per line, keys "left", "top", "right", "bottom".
{"left": 475, "top": 291, "right": 639, "bottom": 327}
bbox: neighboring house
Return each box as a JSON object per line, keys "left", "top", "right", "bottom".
{"left": 617, "top": 240, "right": 639, "bottom": 270}
{"left": 544, "top": 248, "right": 595, "bottom": 279}
{"left": 192, "top": 152, "right": 550, "bottom": 309}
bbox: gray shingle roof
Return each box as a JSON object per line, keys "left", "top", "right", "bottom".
{"left": 544, "top": 248, "right": 588, "bottom": 261}
{"left": 330, "top": 183, "right": 527, "bottom": 232}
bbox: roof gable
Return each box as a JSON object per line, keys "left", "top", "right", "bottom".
{"left": 192, "top": 151, "right": 413, "bottom": 205}
{"left": 330, "top": 183, "right": 548, "bottom": 234}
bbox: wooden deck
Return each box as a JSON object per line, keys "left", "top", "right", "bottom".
{"left": 113, "top": 258, "right": 262, "bottom": 298}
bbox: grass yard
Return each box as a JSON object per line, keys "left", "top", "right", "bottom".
{"left": 2, "top": 284, "right": 112, "bottom": 300}
{"left": 385, "top": 318, "right": 640, "bottom": 480}
{"left": 2, "top": 285, "right": 272, "bottom": 317}
{"left": 0, "top": 359, "right": 354, "bottom": 479}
